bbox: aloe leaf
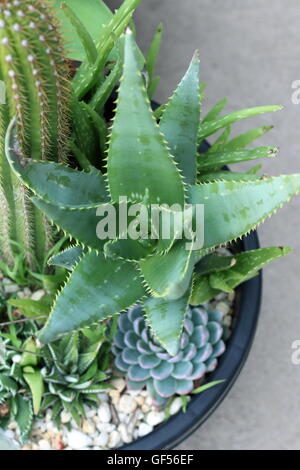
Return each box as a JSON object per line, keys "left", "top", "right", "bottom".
{"left": 198, "top": 146, "right": 277, "bottom": 172}
{"left": 52, "top": 0, "right": 113, "bottom": 62}
{"left": 202, "top": 97, "right": 228, "bottom": 123}
{"left": 197, "top": 171, "right": 261, "bottom": 183}
{"left": 212, "top": 246, "right": 291, "bottom": 289}
{"left": 247, "top": 164, "right": 263, "bottom": 175}
{"left": 48, "top": 246, "right": 85, "bottom": 271}
{"left": 90, "top": 40, "right": 123, "bottom": 113}
{"left": 198, "top": 105, "right": 282, "bottom": 141}
{"left": 208, "top": 125, "right": 231, "bottom": 153}
{"left": 223, "top": 125, "right": 273, "bottom": 151}
{"left": 140, "top": 240, "right": 195, "bottom": 300}
{"left": 61, "top": 2, "right": 98, "bottom": 63}
{"left": 209, "top": 273, "right": 234, "bottom": 293}
{"left": 73, "top": 0, "right": 143, "bottom": 99}
{"left": 39, "top": 251, "right": 146, "bottom": 344}
{"left": 146, "top": 23, "right": 164, "bottom": 98}
{"left": 191, "top": 247, "right": 291, "bottom": 304}
{"left": 5, "top": 120, "right": 107, "bottom": 207}
{"left": 160, "top": 52, "right": 201, "bottom": 184}
{"left": 107, "top": 30, "right": 185, "bottom": 207}
{"left": 104, "top": 238, "right": 156, "bottom": 261}
{"left": 192, "top": 379, "right": 225, "bottom": 394}
{"left": 23, "top": 368, "right": 44, "bottom": 415}
{"left": 31, "top": 198, "right": 105, "bottom": 250}
{"left": 189, "top": 175, "right": 300, "bottom": 252}
{"left": 7, "top": 297, "right": 51, "bottom": 319}
{"left": 195, "top": 253, "right": 236, "bottom": 275}
{"left": 190, "top": 274, "right": 219, "bottom": 305}
{"left": 143, "top": 289, "right": 190, "bottom": 356}
{"left": 14, "top": 395, "right": 33, "bottom": 443}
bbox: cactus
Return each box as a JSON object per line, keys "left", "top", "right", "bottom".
{"left": 0, "top": 0, "right": 71, "bottom": 270}
{"left": 5, "top": 29, "right": 300, "bottom": 354}
{"left": 112, "top": 304, "right": 225, "bottom": 407}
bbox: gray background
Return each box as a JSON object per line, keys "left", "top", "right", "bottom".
{"left": 109, "top": 0, "right": 300, "bottom": 450}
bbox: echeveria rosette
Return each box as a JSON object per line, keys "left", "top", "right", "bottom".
{"left": 112, "top": 304, "right": 225, "bottom": 407}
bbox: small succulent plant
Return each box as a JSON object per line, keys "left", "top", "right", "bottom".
{"left": 40, "top": 326, "right": 110, "bottom": 426}
{"left": 112, "top": 304, "right": 225, "bottom": 407}
{"left": 0, "top": 320, "right": 42, "bottom": 442}
{"left": 0, "top": 0, "right": 71, "bottom": 270}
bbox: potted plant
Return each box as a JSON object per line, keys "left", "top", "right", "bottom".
{"left": 0, "top": 0, "right": 299, "bottom": 450}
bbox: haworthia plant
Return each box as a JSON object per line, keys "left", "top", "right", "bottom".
{"left": 6, "top": 29, "right": 300, "bottom": 356}
{"left": 0, "top": 0, "right": 71, "bottom": 270}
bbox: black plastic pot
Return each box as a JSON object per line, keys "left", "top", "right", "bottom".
{"left": 121, "top": 231, "right": 262, "bottom": 450}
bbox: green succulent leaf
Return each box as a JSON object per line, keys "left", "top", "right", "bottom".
{"left": 23, "top": 367, "right": 44, "bottom": 415}
{"left": 143, "top": 289, "right": 191, "bottom": 356}
{"left": 192, "top": 379, "right": 225, "bottom": 395}
{"left": 160, "top": 52, "right": 201, "bottom": 184}
{"left": 223, "top": 125, "right": 273, "bottom": 151}
{"left": 211, "top": 246, "right": 291, "bottom": 290}
{"left": 14, "top": 395, "right": 33, "bottom": 443}
{"left": 202, "top": 97, "right": 227, "bottom": 123}
{"left": 146, "top": 23, "right": 164, "bottom": 98}
{"left": 198, "top": 146, "right": 277, "bottom": 172}
{"left": 39, "top": 251, "right": 146, "bottom": 343}
{"left": 52, "top": 0, "right": 113, "bottom": 62}
{"left": 198, "top": 105, "right": 282, "bottom": 141}
{"left": 107, "top": 30, "right": 185, "bottom": 207}
{"left": 189, "top": 175, "right": 300, "bottom": 253}
{"left": 7, "top": 297, "right": 52, "bottom": 320}
{"left": 140, "top": 240, "right": 195, "bottom": 300}
{"left": 48, "top": 246, "right": 85, "bottom": 271}
{"left": 61, "top": 2, "right": 98, "bottom": 64}
{"left": 5, "top": 120, "right": 107, "bottom": 207}
{"left": 195, "top": 253, "right": 236, "bottom": 276}
{"left": 31, "top": 198, "right": 105, "bottom": 251}
{"left": 197, "top": 171, "right": 261, "bottom": 184}
{"left": 191, "top": 247, "right": 291, "bottom": 304}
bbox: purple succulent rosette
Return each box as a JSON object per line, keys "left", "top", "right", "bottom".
{"left": 112, "top": 305, "right": 226, "bottom": 407}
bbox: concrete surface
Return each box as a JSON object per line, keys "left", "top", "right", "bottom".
{"left": 108, "top": 0, "right": 300, "bottom": 450}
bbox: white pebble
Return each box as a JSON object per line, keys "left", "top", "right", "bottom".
{"left": 216, "top": 301, "right": 230, "bottom": 316}
{"left": 146, "top": 411, "right": 165, "bottom": 427}
{"left": 138, "top": 422, "right": 153, "bottom": 437}
{"left": 60, "top": 410, "right": 71, "bottom": 424}
{"left": 38, "top": 439, "right": 51, "bottom": 450}
{"left": 108, "top": 430, "right": 122, "bottom": 449}
{"left": 223, "top": 315, "right": 232, "bottom": 327}
{"left": 118, "top": 423, "right": 132, "bottom": 444}
{"left": 97, "top": 402, "right": 111, "bottom": 423}
{"left": 3, "top": 278, "right": 19, "bottom": 293}
{"left": 82, "top": 420, "right": 95, "bottom": 434}
{"left": 118, "top": 394, "right": 137, "bottom": 414}
{"left": 67, "top": 430, "right": 93, "bottom": 450}
{"left": 169, "top": 397, "right": 182, "bottom": 416}
{"left": 31, "top": 289, "right": 45, "bottom": 301}
{"left": 96, "top": 422, "right": 116, "bottom": 433}
{"left": 110, "top": 378, "right": 126, "bottom": 393}
{"left": 93, "top": 432, "right": 108, "bottom": 447}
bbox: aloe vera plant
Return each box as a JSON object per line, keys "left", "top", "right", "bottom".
{"left": 5, "top": 28, "right": 300, "bottom": 357}
{"left": 0, "top": 0, "right": 71, "bottom": 270}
